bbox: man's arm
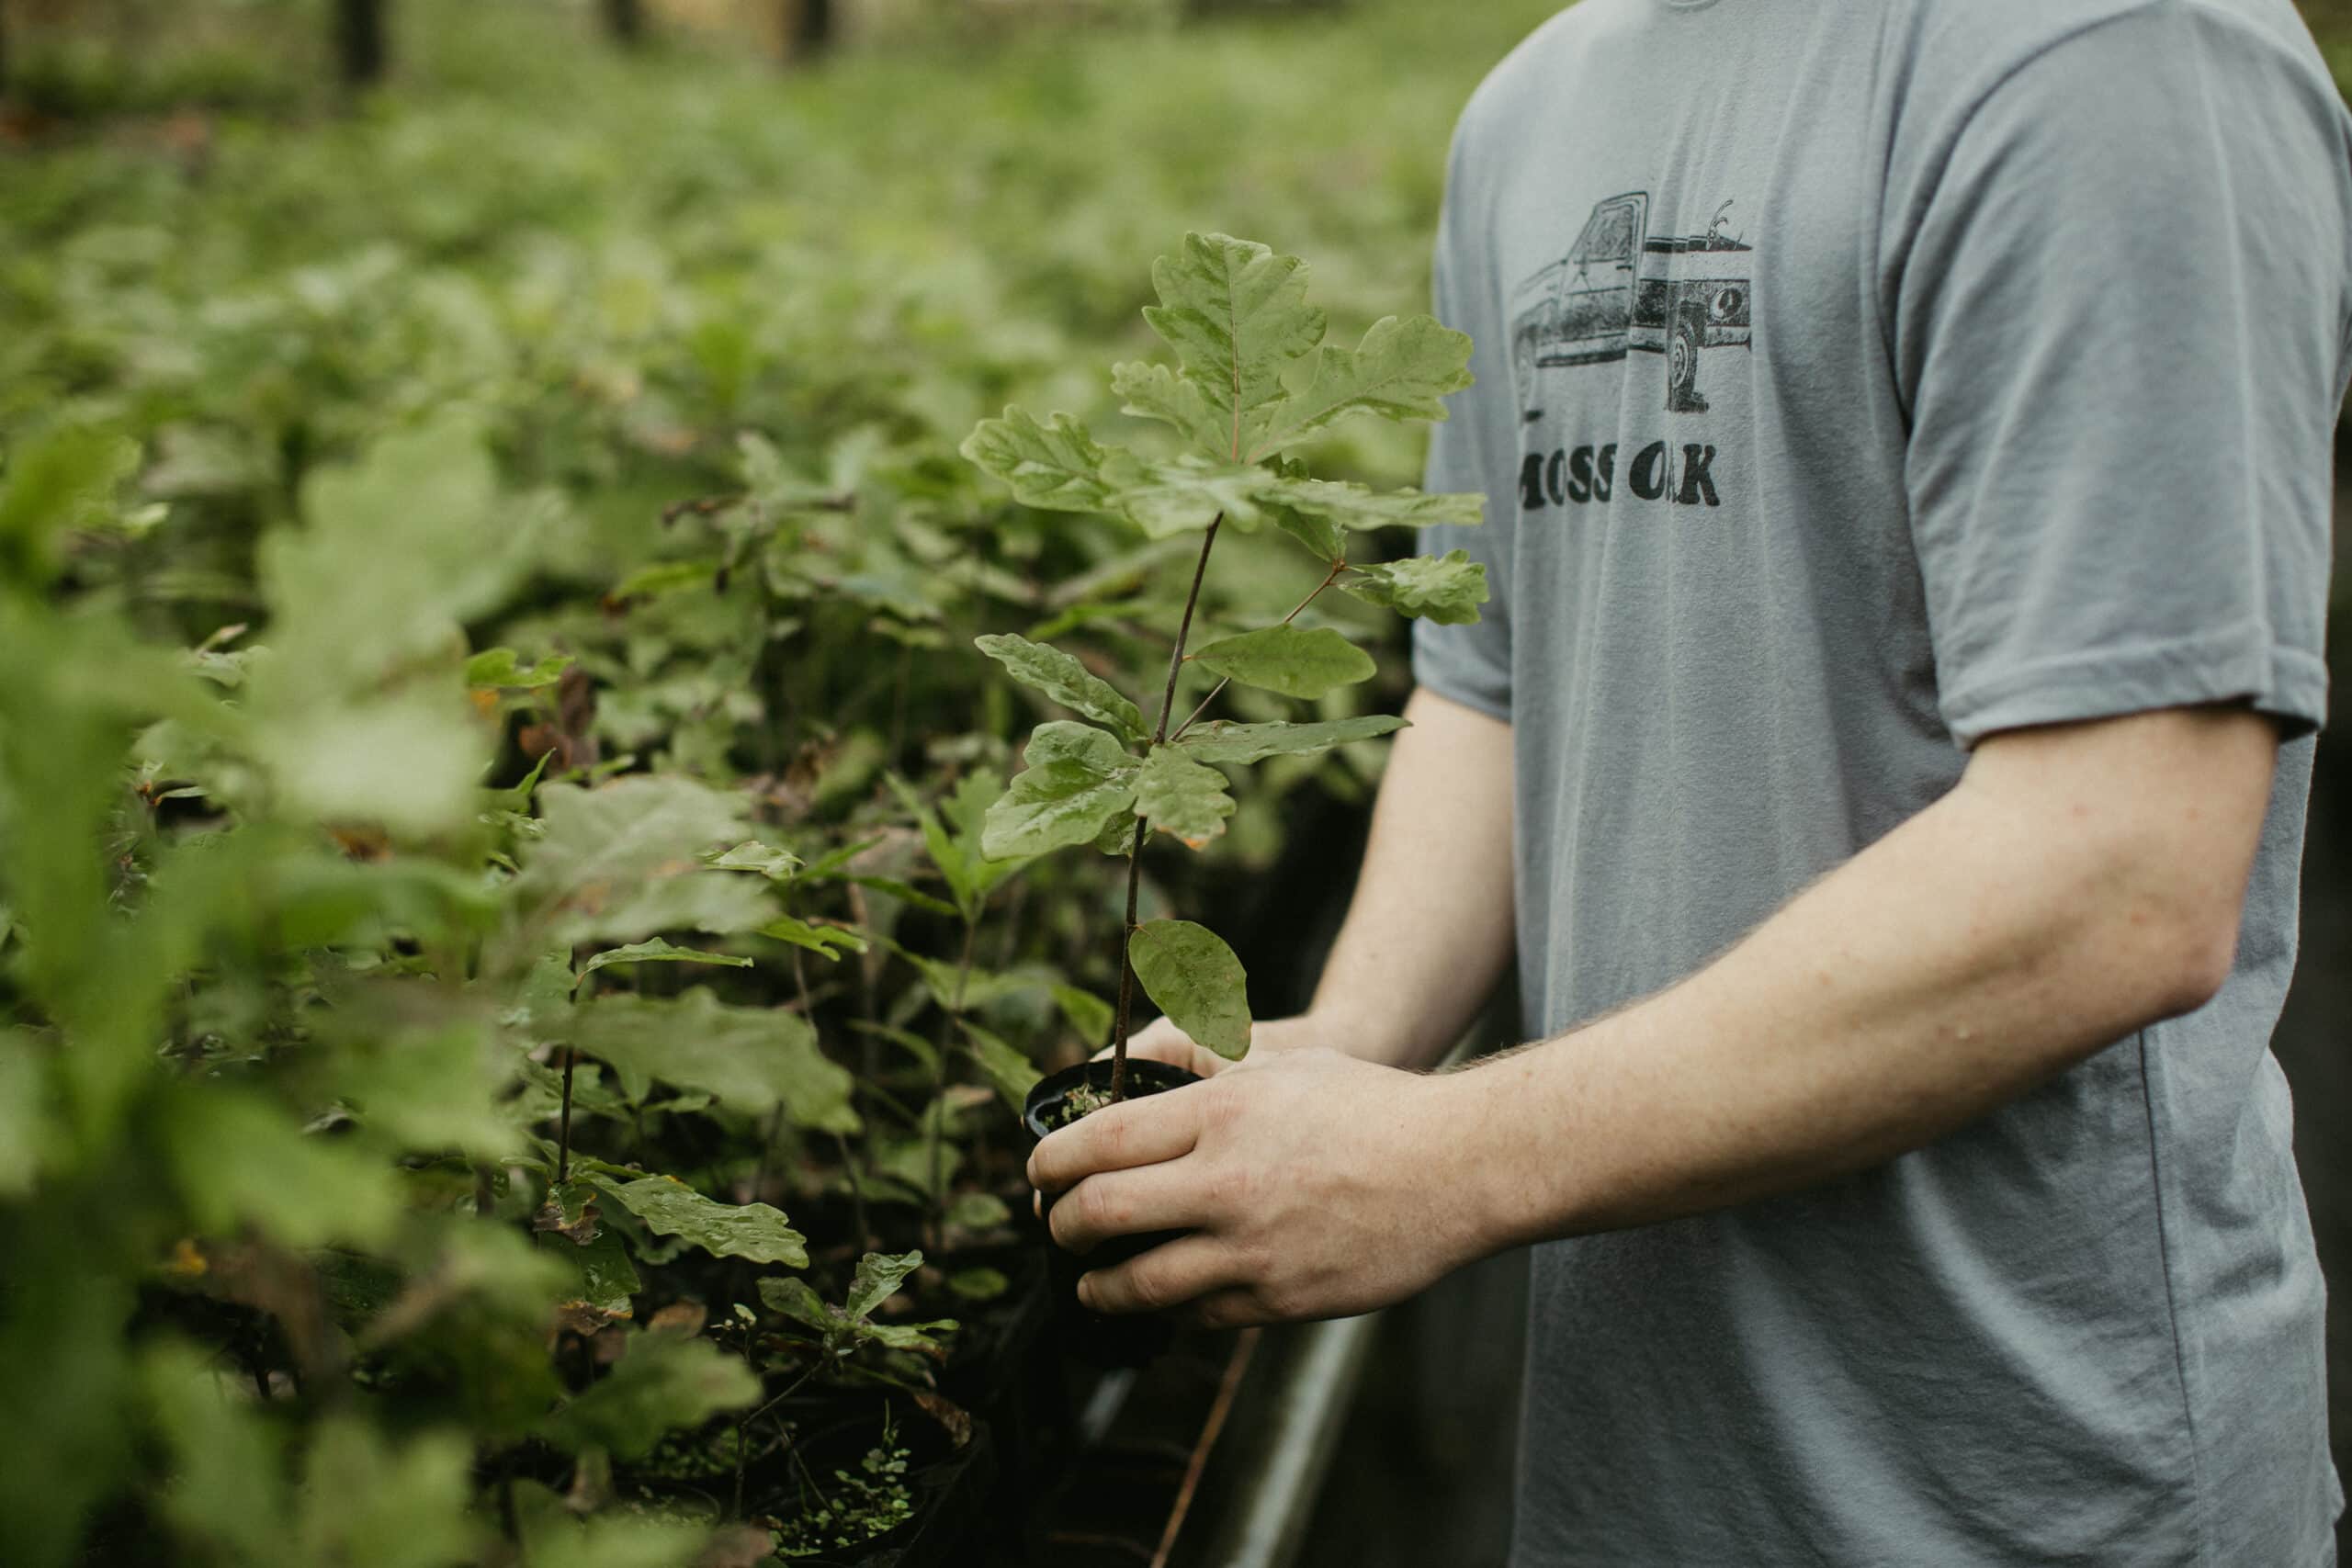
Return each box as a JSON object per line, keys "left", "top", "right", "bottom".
{"left": 1035, "top": 706, "right": 2278, "bottom": 1325}
{"left": 1121, "top": 683, "right": 1516, "bottom": 1076}
{"left": 1454, "top": 705, "right": 2274, "bottom": 1242}
{"left": 1302, "top": 686, "right": 1516, "bottom": 1066}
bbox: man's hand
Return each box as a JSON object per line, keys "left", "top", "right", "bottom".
{"left": 1099, "top": 1013, "right": 1348, "bottom": 1079}
{"left": 1101, "top": 1014, "right": 1240, "bottom": 1080}
{"left": 1025, "top": 685, "right": 1519, "bottom": 1318}
{"left": 1027, "top": 1049, "right": 1486, "bottom": 1327}
{"left": 1045, "top": 1014, "right": 1384, "bottom": 1222}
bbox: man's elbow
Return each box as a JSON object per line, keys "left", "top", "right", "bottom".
{"left": 2097, "top": 849, "right": 2249, "bottom": 1022}
{"left": 2146, "top": 899, "right": 2242, "bottom": 1019}
{"left": 1977, "top": 706, "right": 2277, "bottom": 1028}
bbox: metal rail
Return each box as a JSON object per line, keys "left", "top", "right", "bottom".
{"left": 1163, "top": 1033, "right": 1495, "bottom": 1568}
{"left": 1171, "top": 1312, "right": 1383, "bottom": 1568}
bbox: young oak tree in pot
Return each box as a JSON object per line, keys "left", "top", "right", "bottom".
{"left": 960, "top": 232, "right": 1489, "bottom": 1328}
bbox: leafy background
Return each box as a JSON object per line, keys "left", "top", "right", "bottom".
{"left": 0, "top": 1, "right": 2347, "bottom": 1563}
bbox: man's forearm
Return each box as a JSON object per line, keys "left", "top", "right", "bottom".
{"left": 1035, "top": 711, "right": 2281, "bottom": 1326}
{"left": 1447, "top": 708, "right": 2277, "bottom": 1247}
{"left": 1302, "top": 686, "right": 1515, "bottom": 1069}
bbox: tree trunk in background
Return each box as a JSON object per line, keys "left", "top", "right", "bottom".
{"left": 603, "top": 0, "right": 645, "bottom": 46}
{"left": 0, "top": 0, "right": 11, "bottom": 100}
{"left": 786, "top": 0, "right": 832, "bottom": 63}
{"left": 335, "top": 0, "right": 387, "bottom": 88}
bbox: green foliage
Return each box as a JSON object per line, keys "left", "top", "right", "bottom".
{"left": 1129, "top": 232, "right": 1327, "bottom": 460}
{"left": 1135, "top": 745, "right": 1238, "bottom": 847}
{"left": 1052, "top": 985, "right": 1116, "bottom": 1045}
{"left": 758, "top": 1250, "right": 957, "bottom": 1360}
{"left": 584, "top": 1175, "right": 809, "bottom": 1267}
{"left": 1191, "top": 624, "right": 1376, "bottom": 699}
{"left": 982, "top": 721, "right": 1141, "bottom": 859}
{"left": 888, "top": 770, "right": 1027, "bottom": 922}
{"left": 962, "top": 409, "right": 1271, "bottom": 539}
{"left": 0, "top": 1033, "right": 45, "bottom": 1198}
{"left": 1175, "top": 715, "right": 1411, "bottom": 764}
{"left": 564, "top": 1233, "right": 645, "bottom": 1318}
{"left": 148, "top": 1345, "right": 484, "bottom": 1568}
{"left": 965, "top": 231, "right": 1481, "bottom": 1086}
{"left": 246, "top": 416, "right": 521, "bottom": 837}
{"left": 465, "top": 649, "right": 574, "bottom": 690}
{"left": 0, "top": 0, "right": 1552, "bottom": 1554}
{"left": 541, "top": 1331, "right": 762, "bottom": 1460}
{"left": 948, "top": 1266, "right": 1012, "bottom": 1303}
{"left": 961, "top": 410, "right": 1131, "bottom": 517}
{"left": 977, "top": 633, "right": 1150, "bottom": 743}
{"left": 767, "top": 1436, "right": 917, "bottom": 1559}
{"left": 574, "top": 938, "right": 755, "bottom": 986}
{"left": 1106, "top": 235, "right": 1473, "bottom": 464}
{"left": 1251, "top": 314, "right": 1479, "bottom": 457}
{"left": 709, "top": 840, "right": 803, "bottom": 880}
{"left": 567, "top": 990, "right": 857, "bottom": 1132}
{"left": 756, "top": 914, "right": 870, "bottom": 962}
{"left": 511, "top": 777, "right": 775, "bottom": 948}
{"left": 1274, "top": 475, "right": 1486, "bottom": 534}
{"left": 1343, "top": 548, "right": 1491, "bottom": 625}
{"left": 0, "top": 427, "right": 139, "bottom": 586}
{"left": 959, "top": 1020, "right": 1046, "bottom": 1111}
{"left": 143, "top": 1344, "right": 292, "bottom": 1562}
{"left": 512, "top": 1482, "right": 708, "bottom": 1568}
{"left": 1128, "top": 919, "right": 1253, "bottom": 1059}
{"left": 294, "top": 1419, "right": 483, "bottom": 1568}
{"left": 164, "top": 1093, "right": 403, "bottom": 1250}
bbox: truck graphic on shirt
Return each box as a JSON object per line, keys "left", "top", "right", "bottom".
{"left": 1512, "top": 191, "right": 1754, "bottom": 416}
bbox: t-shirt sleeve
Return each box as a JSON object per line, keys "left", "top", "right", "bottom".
{"left": 1412, "top": 114, "right": 1520, "bottom": 724}
{"left": 1891, "top": 3, "right": 2349, "bottom": 748}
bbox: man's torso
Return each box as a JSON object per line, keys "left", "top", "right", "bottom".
{"left": 1416, "top": 1, "right": 2346, "bottom": 1562}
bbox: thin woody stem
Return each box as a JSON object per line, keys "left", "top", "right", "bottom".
{"left": 1110, "top": 843, "right": 1144, "bottom": 1104}
{"left": 555, "top": 1046, "right": 577, "bottom": 1186}
{"left": 1110, "top": 514, "right": 1225, "bottom": 1102}
{"left": 1158, "top": 522, "right": 1223, "bottom": 740}
{"left": 741, "top": 1360, "right": 820, "bottom": 1432}
{"left": 1169, "top": 682, "right": 1228, "bottom": 748}
{"left": 1169, "top": 558, "right": 1348, "bottom": 744}
{"left": 1170, "top": 682, "right": 1228, "bottom": 747}
{"left": 734, "top": 1359, "right": 820, "bottom": 1517}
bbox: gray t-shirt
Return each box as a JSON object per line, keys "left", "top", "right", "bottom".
{"left": 1413, "top": 1, "right": 2350, "bottom": 1562}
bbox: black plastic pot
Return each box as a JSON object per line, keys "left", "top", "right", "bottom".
{"left": 1022, "top": 1058, "right": 1204, "bottom": 1368}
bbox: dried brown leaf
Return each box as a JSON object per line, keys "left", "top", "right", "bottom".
{"left": 911, "top": 1391, "right": 974, "bottom": 1449}
{"left": 552, "top": 1301, "right": 621, "bottom": 1339}
{"left": 645, "top": 1301, "right": 708, "bottom": 1337}
{"left": 532, "top": 1191, "right": 602, "bottom": 1246}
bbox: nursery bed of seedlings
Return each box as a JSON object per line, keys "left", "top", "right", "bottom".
{"left": 0, "top": 1, "right": 1558, "bottom": 1563}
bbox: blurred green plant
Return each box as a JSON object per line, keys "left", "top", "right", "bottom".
{"left": 0, "top": 0, "right": 1558, "bottom": 1560}
{"left": 0, "top": 415, "right": 809, "bottom": 1563}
